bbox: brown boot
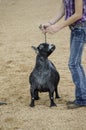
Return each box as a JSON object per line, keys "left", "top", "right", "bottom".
{"left": 67, "top": 103, "right": 86, "bottom": 109}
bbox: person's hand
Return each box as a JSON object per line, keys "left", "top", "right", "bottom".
{"left": 45, "top": 24, "right": 62, "bottom": 34}
{"left": 39, "top": 22, "right": 51, "bottom": 34}
{"left": 39, "top": 23, "right": 62, "bottom": 34}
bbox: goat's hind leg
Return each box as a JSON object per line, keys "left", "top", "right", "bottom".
{"left": 29, "top": 87, "right": 35, "bottom": 107}
{"left": 49, "top": 91, "right": 57, "bottom": 107}
{"left": 55, "top": 87, "right": 60, "bottom": 99}
{"left": 34, "top": 90, "right": 40, "bottom": 100}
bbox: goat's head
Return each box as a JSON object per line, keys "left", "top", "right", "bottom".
{"left": 31, "top": 43, "right": 55, "bottom": 57}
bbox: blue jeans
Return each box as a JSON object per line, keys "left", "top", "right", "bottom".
{"left": 68, "top": 26, "right": 86, "bottom": 105}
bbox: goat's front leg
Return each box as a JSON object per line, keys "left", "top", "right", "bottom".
{"left": 29, "top": 88, "right": 35, "bottom": 107}
{"left": 49, "top": 91, "right": 57, "bottom": 107}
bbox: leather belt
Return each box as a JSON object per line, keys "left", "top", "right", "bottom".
{"left": 69, "top": 21, "right": 86, "bottom": 30}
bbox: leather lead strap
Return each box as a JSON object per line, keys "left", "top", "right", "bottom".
{"left": 39, "top": 24, "right": 47, "bottom": 43}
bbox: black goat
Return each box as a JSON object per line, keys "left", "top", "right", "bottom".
{"left": 29, "top": 43, "right": 60, "bottom": 107}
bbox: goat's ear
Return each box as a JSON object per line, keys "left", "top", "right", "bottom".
{"left": 31, "top": 46, "right": 39, "bottom": 54}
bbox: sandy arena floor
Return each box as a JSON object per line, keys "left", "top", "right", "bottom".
{"left": 0, "top": 0, "right": 86, "bottom": 130}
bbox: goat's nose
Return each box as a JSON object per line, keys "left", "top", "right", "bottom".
{"left": 51, "top": 44, "right": 53, "bottom": 46}
{"left": 51, "top": 44, "right": 54, "bottom": 46}
{"left": 51, "top": 44, "right": 55, "bottom": 48}
{"left": 49, "top": 44, "right": 55, "bottom": 50}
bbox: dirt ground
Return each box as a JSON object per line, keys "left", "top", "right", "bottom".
{"left": 0, "top": 0, "right": 86, "bottom": 130}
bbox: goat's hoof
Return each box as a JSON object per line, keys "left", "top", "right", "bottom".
{"left": 34, "top": 97, "right": 40, "bottom": 100}
{"left": 50, "top": 103, "right": 57, "bottom": 107}
{"left": 55, "top": 96, "right": 60, "bottom": 99}
{"left": 29, "top": 103, "right": 35, "bottom": 107}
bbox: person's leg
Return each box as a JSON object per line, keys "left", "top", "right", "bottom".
{"left": 68, "top": 28, "right": 86, "bottom": 107}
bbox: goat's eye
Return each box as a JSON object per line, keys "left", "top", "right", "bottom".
{"left": 39, "top": 45, "right": 44, "bottom": 50}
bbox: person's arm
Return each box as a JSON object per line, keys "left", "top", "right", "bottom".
{"left": 48, "top": 1, "right": 65, "bottom": 25}
{"left": 45, "top": 0, "right": 83, "bottom": 34}
{"left": 59, "top": 0, "right": 83, "bottom": 29}
{"left": 41, "top": 0, "right": 65, "bottom": 29}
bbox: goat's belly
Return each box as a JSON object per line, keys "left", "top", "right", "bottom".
{"left": 35, "top": 78, "right": 48, "bottom": 91}
{"left": 37, "top": 85, "right": 49, "bottom": 92}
